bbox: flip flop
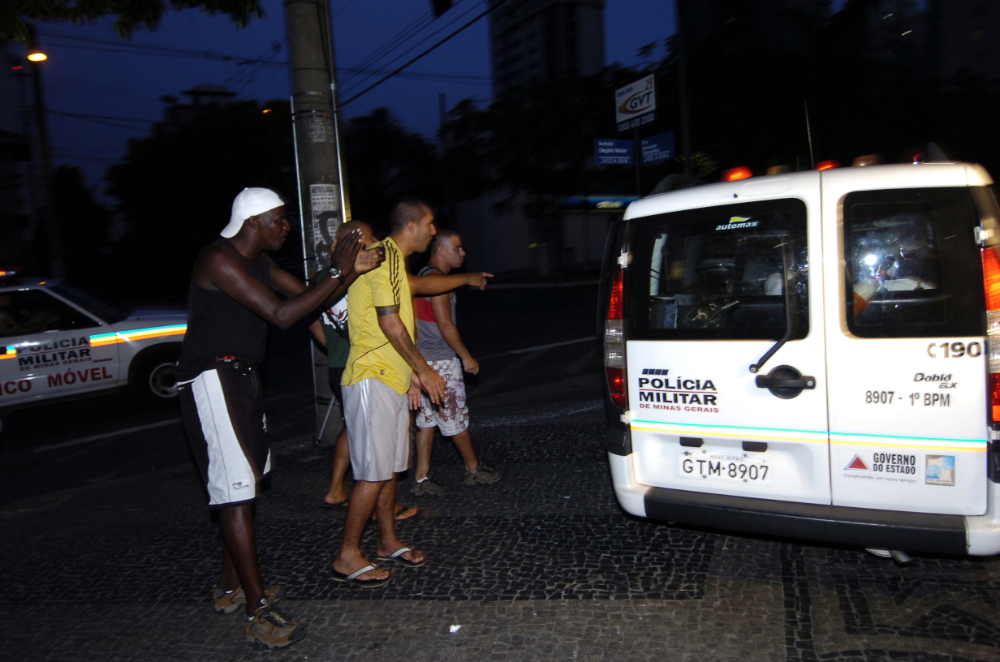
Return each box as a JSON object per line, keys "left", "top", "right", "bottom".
{"left": 320, "top": 499, "right": 349, "bottom": 510}
{"left": 371, "top": 504, "right": 420, "bottom": 522}
{"left": 377, "top": 546, "right": 428, "bottom": 568}
{"left": 393, "top": 504, "right": 420, "bottom": 521}
{"left": 331, "top": 564, "right": 391, "bottom": 587}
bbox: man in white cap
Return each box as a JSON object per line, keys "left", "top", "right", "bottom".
{"left": 175, "top": 187, "right": 383, "bottom": 649}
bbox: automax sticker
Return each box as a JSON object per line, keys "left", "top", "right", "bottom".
{"left": 840, "top": 449, "right": 955, "bottom": 486}
{"left": 715, "top": 216, "right": 760, "bottom": 231}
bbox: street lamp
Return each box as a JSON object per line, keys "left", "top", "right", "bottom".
{"left": 26, "top": 27, "right": 65, "bottom": 280}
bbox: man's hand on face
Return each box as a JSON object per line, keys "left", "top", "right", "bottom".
{"left": 416, "top": 365, "right": 446, "bottom": 405}
{"left": 465, "top": 272, "right": 493, "bottom": 290}
{"left": 331, "top": 229, "right": 362, "bottom": 275}
{"left": 355, "top": 243, "right": 386, "bottom": 275}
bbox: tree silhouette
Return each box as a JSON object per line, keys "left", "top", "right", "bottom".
{"left": 3, "top": 0, "right": 263, "bottom": 42}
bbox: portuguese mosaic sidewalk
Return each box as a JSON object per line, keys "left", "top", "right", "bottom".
{"left": 2, "top": 374, "right": 1000, "bottom": 661}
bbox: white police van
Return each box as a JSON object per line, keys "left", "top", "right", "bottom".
{"left": 600, "top": 161, "right": 1000, "bottom": 557}
{"left": 0, "top": 278, "right": 187, "bottom": 410}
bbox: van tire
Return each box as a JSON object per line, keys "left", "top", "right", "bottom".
{"left": 132, "top": 346, "right": 181, "bottom": 402}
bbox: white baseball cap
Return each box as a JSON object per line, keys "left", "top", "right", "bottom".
{"left": 220, "top": 188, "right": 285, "bottom": 238}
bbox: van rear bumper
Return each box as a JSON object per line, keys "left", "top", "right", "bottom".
{"left": 607, "top": 450, "right": 968, "bottom": 554}
{"left": 642, "top": 486, "right": 967, "bottom": 555}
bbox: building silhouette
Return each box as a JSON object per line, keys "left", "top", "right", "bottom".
{"left": 686, "top": 0, "right": 832, "bottom": 54}
{"left": 932, "top": 0, "right": 1000, "bottom": 82}
{"left": 489, "top": 0, "right": 605, "bottom": 98}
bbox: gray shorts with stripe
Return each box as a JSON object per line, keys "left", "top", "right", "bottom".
{"left": 342, "top": 377, "right": 409, "bottom": 482}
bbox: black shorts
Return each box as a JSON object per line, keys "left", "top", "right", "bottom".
{"left": 178, "top": 360, "right": 270, "bottom": 508}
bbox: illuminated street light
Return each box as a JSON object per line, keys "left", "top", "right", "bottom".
{"left": 25, "top": 24, "right": 65, "bottom": 279}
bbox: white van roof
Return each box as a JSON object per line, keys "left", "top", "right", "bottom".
{"left": 625, "top": 163, "right": 994, "bottom": 221}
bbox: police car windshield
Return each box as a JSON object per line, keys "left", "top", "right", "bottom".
{"left": 48, "top": 284, "right": 128, "bottom": 324}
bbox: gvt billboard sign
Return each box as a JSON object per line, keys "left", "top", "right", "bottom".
{"left": 616, "top": 75, "right": 656, "bottom": 132}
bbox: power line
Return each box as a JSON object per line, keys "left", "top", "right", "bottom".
{"left": 49, "top": 109, "right": 156, "bottom": 124}
{"left": 35, "top": 37, "right": 488, "bottom": 85}
{"left": 39, "top": 29, "right": 260, "bottom": 63}
{"left": 52, "top": 152, "right": 122, "bottom": 162}
{"left": 225, "top": 41, "right": 283, "bottom": 88}
{"left": 339, "top": 0, "right": 488, "bottom": 98}
{"left": 338, "top": 9, "right": 437, "bottom": 86}
{"left": 333, "top": 0, "right": 359, "bottom": 19}
{"left": 48, "top": 110, "right": 154, "bottom": 132}
{"left": 340, "top": 0, "right": 503, "bottom": 107}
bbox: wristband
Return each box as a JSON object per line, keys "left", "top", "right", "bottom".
{"left": 328, "top": 266, "right": 345, "bottom": 283}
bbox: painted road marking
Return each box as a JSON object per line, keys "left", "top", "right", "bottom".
{"left": 34, "top": 419, "right": 182, "bottom": 452}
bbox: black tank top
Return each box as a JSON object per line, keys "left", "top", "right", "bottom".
{"left": 177, "top": 238, "right": 270, "bottom": 380}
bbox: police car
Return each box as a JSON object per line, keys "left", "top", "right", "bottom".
{"left": 600, "top": 158, "right": 1000, "bottom": 557}
{"left": 0, "top": 276, "right": 186, "bottom": 411}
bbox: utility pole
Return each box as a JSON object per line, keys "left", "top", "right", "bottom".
{"left": 284, "top": 0, "right": 349, "bottom": 441}
{"left": 438, "top": 92, "right": 456, "bottom": 225}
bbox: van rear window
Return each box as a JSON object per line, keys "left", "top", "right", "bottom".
{"left": 629, "top": 199, "right": 808, "bottom": 340}
{"left": 844, "top": 188, "right": 983, "bottom": 338}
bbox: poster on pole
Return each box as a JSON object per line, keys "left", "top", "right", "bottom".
{"left": 615, "top": 74, "right": 656, "bottom": 133}
{"left": 594, "top": 139, "right": 633, "bottom": 165}
{"left": 309, "top": 183, "right": 340, "bottom": 273}
{"left": 641, "top": 132, "right": 675, "bottom": 163}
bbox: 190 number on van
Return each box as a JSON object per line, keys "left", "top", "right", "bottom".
{"left": 927, "top": 341, "right": 982, "bottom": 358}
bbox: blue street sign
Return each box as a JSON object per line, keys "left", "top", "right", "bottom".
{"left": 641, "top": 132, "right": 674, "bottom": 164}
{"left": 595, "top": 139, "right": 633, "bottom": 166}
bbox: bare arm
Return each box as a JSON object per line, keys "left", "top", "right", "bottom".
{"left": 430, "top": 293, "right": 478, "bottom": 374}
{"left": 196, "top": 231, "right": 363, "bottom": 329}
{"left": 409, "top": 271, "right": 492, "bottom": 295}
{"left": 376, "top": 305, "right": 446, "bottom": 403}
{"left": 270, "top": 232, "right": 384, "bottom": 302}
{"left": 309, "top": 319, "right": 326, "bottom": 348}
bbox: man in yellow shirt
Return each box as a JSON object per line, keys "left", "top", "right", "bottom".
{"left": 332, "top": 199, "right": 491, "bottom": 586}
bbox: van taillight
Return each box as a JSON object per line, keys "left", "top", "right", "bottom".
{"left": 982, "top": 247, "right": 1000, "bottom": 422}
{"left": 604, "top": 271, "right": 627, "bottom": 408}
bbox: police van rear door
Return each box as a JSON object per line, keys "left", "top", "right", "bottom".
{"left": 823, "top": 168, "right": 988, "bottom": 516}
{"left": 626, "top": 175, "right": 832, "bottom": 504}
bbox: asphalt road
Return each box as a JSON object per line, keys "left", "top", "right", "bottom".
{"left": 0, "top": 283, "right": 601, "bottom": 506}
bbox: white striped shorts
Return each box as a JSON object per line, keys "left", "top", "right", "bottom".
{"left": 178, "top": 362, "right": 271, "bottom": 507}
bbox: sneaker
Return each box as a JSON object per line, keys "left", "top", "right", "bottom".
{"left": 245, "top": 598, "right": 307, "bottom": 649}
{"left": 214, "top": 584, "right": 285, "bottom": 615}
{"left": 464, "top": 463, "right": 502, "bottom": 485}
{"left": 411, "top": 475, "right": 447, "bottom": 496}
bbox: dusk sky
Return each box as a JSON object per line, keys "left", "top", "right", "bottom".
{"left": 24, "top": 0, "right": 677, "bottom": 201}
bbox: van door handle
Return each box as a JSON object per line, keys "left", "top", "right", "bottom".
{"left": 755, "top": 376, "right": 816, "bottom": 389}
{"left": 754, "top": 366, "right": 815, "bottom": 399}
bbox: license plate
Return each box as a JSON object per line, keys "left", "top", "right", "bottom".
{"left": 678, "top": 451, "right": 771, "bottom": 483}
